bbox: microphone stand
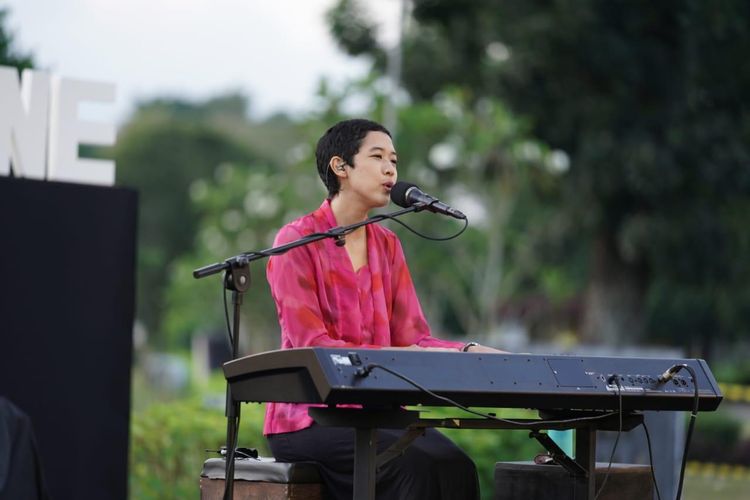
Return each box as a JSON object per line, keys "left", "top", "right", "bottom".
{"left": 192, "top": 204, "right": 424, "bottom": 500}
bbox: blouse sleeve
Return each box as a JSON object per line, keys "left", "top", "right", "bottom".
{"left": 266, "top": 224, "right": 381, "bottom": 349}
{"left": 388, "top": 236, "right": 464, "bottom": 350}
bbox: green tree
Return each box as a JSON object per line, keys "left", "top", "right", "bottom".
{"left": 162, "top": 157, "right": 325, "bottom": 351}
{"left": 0, "top": 8, "right": 33, "bottom": 70}
{"left": 114, "top": 96, "right": 261, "bottom": 346}
{"left": 390, "top": 90, "right": 573, "bottom": 339}
{"left": 161, "top": 97, "right": 336, "bottom": 351}
{"left": 330, "top": 0, "right": 750, "bottom": 353}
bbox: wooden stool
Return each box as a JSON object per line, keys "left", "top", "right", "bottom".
{"left": 200, "top": 457, "right": 324, "bottom": 500}
{"left": 494, "top": 461, "right": 654, "bottom": 500}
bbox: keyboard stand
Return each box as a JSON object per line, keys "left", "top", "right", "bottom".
{"left": 309, "top": 407, "right": 643, "bottom": 500}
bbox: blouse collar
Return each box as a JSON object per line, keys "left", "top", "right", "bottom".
{"left": 318, "top": 198, "right": 338, "bottom": 229}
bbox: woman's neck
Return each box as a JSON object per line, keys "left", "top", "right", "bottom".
{"left": 330, "top": 193, "right": 368, "bottom": 227}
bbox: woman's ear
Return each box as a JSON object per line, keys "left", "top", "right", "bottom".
{"left": 330, "top": 157, "right": 348, "bottom": 177}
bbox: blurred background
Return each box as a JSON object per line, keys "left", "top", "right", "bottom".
{"left": 2, "top": 0, "right": 749, "bottom": 498}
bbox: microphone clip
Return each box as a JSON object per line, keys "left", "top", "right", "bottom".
{"left": 410, "top": 201, "right": 431, "bottom": 213}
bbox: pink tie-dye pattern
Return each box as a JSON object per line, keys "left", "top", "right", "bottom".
{"left": 263, "top": 199, "right": 462, "bottom": 435}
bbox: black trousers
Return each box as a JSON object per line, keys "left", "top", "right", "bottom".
{"left": 268, "top": 424, "right": 479, "bottom": 500}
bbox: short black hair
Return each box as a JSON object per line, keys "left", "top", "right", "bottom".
{"left": 315, "top": 118, "right": 391, "bottom": 198}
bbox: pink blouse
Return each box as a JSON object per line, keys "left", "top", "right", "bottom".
{"left": 263, "top": 199, "right": 463, "bottom": 435}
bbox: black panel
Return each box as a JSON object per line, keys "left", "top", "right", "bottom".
{"left": 0, "top": 177, "right": 137, "bottom": 500}
{"left": 547, "top": 358, "right": 596, "bottom": 388}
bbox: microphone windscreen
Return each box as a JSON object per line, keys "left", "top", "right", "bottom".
{"left": 390, "top": 181, "right": 418, "bottom": 208}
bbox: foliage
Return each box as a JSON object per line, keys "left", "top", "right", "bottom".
{"left": 327, "top": 0, "right": 384, "bottom": 63}
{"left": 390, "top": 90, "right": 576, "bottom": 338}
{"left": 329, "top": 0, "right": 750, "bottom": 353}
{"left": 0, "top": 8, "right": 34, "bottom": 70}
{"left": 688, "top": 409, "right": 747, "bottom": 465}
{"left": 714, "top": 357, "right": 750, "bottom": 385}
{"left": 115, "top": 96, "right": 266, "bottom": 346}
{"left": 156, "top": 90, "right": 351, "bottom": 351}
{"left": 162, "top": 157, "right": 326, "bottom": 351}
{"left": 129, "top": 395, "right": 269, "bottom": 500}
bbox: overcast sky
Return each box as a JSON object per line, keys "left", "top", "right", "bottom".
{"left": 1, "top": 0, "right": 401, "bottom": 124}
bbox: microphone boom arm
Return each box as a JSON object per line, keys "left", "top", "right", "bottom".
{"left": 192, "top": 204, "right": 423, "bottom": 279}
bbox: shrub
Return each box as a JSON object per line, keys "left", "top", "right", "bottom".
{"left": 688, "top": 410, "right": 743, "bottom": 463}
{"left": 130, "top": 398, "right": 268, "bottom": 499}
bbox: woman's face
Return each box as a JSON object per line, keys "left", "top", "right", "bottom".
{"left": 344, "top": 131, "right": 398, "bottom": 208}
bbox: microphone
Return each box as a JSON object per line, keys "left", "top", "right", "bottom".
{"left": 390, "top": 181, "right": 467, "bottom": 220}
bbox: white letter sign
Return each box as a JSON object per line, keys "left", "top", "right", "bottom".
{"left": 0, "top": 65, "right": 117, "bottom": 186}
{"left": 0, "top": 67, "right": 50, "bottom": 179}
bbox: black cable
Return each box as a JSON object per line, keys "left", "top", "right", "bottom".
{"left": 675, "top": 365, "right": 699, "bottom": 500}
{"left": 222, "top": 414, "right": 241, "bottom": 500}
{"left": 655, "top": 363, "right": 700, "bottom": 500}
{"left": 221, "top": 281, "right": 240, "bottom": 500}
{"left": 222, "top": 286, "right": 233, "bottom": 349}
{"left": 594, "top": 375, "right": 623, "bottom": 500}
{"left": 642, "top": 420, "right": 663, "bottom": 500}
{"left": 363, "top": 363, "right": 621, "bottom": 428}
{"left": 378, "top": 213, "right": 469, "bottom": 241}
